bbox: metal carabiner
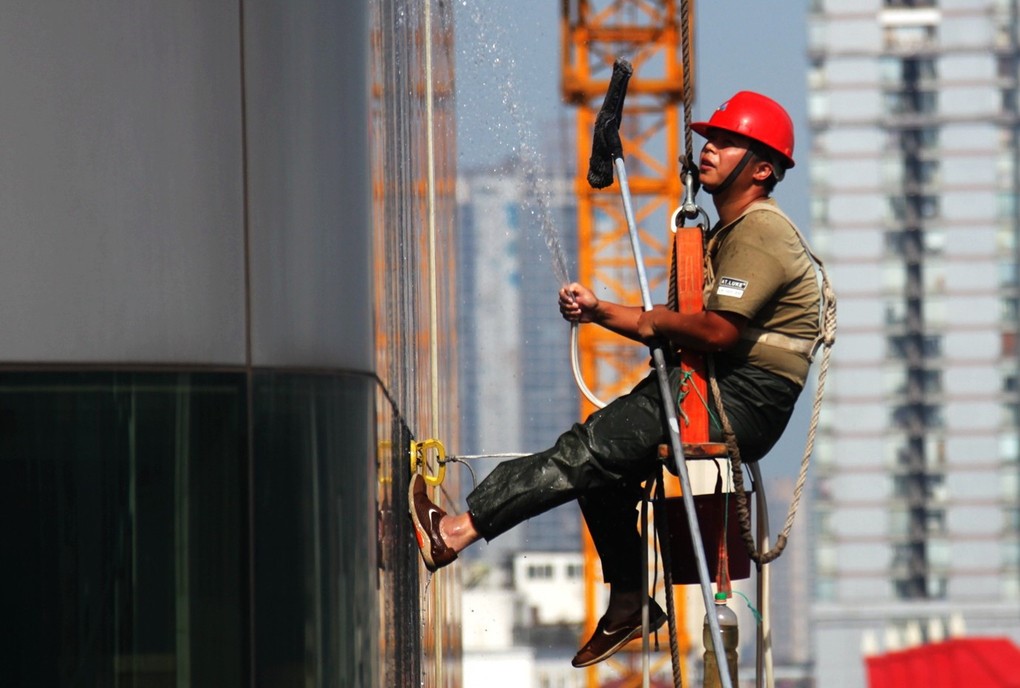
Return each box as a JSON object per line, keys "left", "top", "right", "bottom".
{"left": 409, "top": 438, "right": 447, "bottom": 487}
{"left": 672, "top": 169, "right": 710, "bottom": 232}
{"left": 671, "top": 203, "right": 710, "bottom": 233}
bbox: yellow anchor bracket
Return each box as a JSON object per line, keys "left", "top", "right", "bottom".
{"left": 409, "top": 438, "right": 447, "bottom": 487}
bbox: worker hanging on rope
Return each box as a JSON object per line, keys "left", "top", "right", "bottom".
{"left": 410, "top": 90, "right": 822, "bottom": 668}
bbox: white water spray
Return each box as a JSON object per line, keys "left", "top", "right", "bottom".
{"left": 456, "top": 1, "right": 572, "bottom": 288}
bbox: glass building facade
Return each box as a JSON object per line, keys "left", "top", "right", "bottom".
{"left": 3, "top": 371, "right": 376, "bottom": 686}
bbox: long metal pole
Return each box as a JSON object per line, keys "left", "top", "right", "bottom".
{"left": 751, "top": 461, "right": 774, "bottom": 688}
{"left": 614, "top": 157, "right": 733, "bottom": 688}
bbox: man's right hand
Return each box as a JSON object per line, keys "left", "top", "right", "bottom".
{"left": 558, "top": 283, "right": 600, "bottom": 323}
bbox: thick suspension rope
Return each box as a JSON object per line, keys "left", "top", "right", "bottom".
{"left": 660, "top": 2, "right": 699, "bottom": 686}
{"left": 680, "top": 0, "right": 695, "bottom": 172}
{"left": 655, "top": 473, "right": 685, "bottom": 688}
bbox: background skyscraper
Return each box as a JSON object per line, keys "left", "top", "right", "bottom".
{"left": 808, "top": 1, "right": 1020, "bottom": 685}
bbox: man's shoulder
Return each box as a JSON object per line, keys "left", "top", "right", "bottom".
{"left": 739, "top": 200, "right": 796, "bottom": 237}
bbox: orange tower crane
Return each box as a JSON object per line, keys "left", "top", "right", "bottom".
{"left": 560, "top": 1, "right": 697, "bottom": 685}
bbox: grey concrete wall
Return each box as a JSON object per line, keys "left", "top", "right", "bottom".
{"left": 244, "top": 0, "right": 372, "bottom": 371}
{"left": 0, "top": 1, "right": 372, "bottom": 372}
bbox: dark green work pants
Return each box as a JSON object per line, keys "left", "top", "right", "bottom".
{"left": 465, "top": 359, "right": 801, "bottom": 589}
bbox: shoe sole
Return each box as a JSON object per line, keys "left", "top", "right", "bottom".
{"left": 572, "top": 610, "right": 668, "bottom": 668}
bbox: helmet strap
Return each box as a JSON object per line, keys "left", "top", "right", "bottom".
{"left": 704, "top": 148, "right": 755, "bottom": 197}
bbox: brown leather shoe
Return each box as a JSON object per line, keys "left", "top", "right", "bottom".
{"left": 408, "top": 473, "right": 458, "bottom": 572}
{"left": 571, "top": 599, "right": 667, "bottom": 668}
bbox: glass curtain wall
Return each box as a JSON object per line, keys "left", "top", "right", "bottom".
{"left": 1, "top": 372, "right": 247, "bottom": 686}
{"left": 0, "top": 370, "right": 376, "bottom": 687}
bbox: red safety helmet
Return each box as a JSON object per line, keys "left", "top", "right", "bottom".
{"left": 691, "top": 91, "right": 795, "bottom": 170}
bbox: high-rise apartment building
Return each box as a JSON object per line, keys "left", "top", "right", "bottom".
{"left": 808, "top": 1, "right": 1020, "bottom": 685}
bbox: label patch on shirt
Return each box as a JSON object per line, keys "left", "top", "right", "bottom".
{"left": 717, "top": 277, "right": 748, "bottom": 298}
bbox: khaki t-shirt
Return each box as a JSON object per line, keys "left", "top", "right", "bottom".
{"left": 704, "top": 199, "right": 820, "bottom": 387}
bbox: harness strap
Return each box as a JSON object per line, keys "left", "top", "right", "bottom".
{"left": 704, "top": 148, "right": 754, "bottom": 197}
{"left": 742, "top": 326, "right": 814, "bottom": 355}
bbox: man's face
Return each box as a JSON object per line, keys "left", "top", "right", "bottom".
{"left": 698, "top": 128, "right": 754, "bottom": 190}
